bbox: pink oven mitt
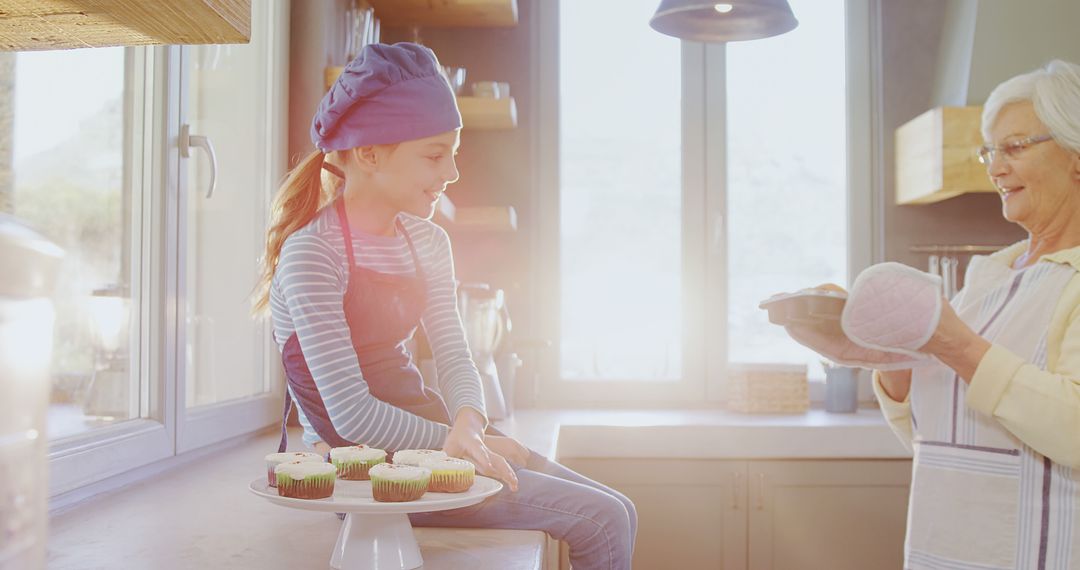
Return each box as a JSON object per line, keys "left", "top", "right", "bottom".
{"left": 840, "top": 262, "right": 943, "bottom": 359}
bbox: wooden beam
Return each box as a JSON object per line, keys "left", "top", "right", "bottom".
{"left": 0, "top": 0, "right": 251, "bottom": 51}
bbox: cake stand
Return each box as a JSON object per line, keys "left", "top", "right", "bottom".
{"left": 249, "top": 476, "right": 502, "bottom": 570}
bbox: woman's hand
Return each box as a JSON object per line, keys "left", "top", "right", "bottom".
{"left": 785, "top": 323, "right": 915, "bottom": 367}
{"left": 780, "top": 284, "right": 923, "bottom": 369}
{"left": 442, "top": 408, "right": 519, "bottom": 492}
{"left": 919, "top": 298, "right": 991, "bottom": 382}
{"left": 484, "top": 434, "right": 530, "bottom": 467}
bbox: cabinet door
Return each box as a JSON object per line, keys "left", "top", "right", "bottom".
{"left": 176, "top": 0, "right": 288, "bottom": 451}
{"left": 747, "top": 460, "right": 911, "bottom": 570}
{"left": 560, "top": 457, "right": 747, "bottom": 569}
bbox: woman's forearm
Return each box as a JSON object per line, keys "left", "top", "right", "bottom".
{"left": 923, "top": 310, "right": 992, "bottom": 382}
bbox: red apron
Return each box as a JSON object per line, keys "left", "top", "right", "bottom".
{"left": 277, "top": 198, "right": 452, "bottom": 452}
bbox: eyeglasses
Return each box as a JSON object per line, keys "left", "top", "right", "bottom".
{"left": 976, "top": 134, "right": 1054, "bottom": 165}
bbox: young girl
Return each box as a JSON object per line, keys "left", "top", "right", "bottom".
{"left": 252, "top": 42, "right": 636, "bottom": 569}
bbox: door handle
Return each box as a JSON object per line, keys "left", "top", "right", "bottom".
{"left": 180, "top": 124, "right": 218, "bottom": 199}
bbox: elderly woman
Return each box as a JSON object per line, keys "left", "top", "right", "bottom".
{"left": 785, "top": 59, "right": 1080, "bottom": 569}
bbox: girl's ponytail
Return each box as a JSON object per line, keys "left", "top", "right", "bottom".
{"left": 251, "top": 150, "right": 333, "bottom": 315}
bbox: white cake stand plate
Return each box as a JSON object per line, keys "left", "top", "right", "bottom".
{"left": 249, "top": 476, "right": 502, "bottom": 570}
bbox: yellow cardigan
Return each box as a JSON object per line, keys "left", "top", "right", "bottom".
{"left": 873, "top": 241, "right": 1080, "bottom": 468}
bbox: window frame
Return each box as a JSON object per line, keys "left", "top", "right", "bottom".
{"left": 173, "top": 0, "right": 287, "bottom": 455}
{"left": 532, "top": 0, "right": 881, "bottom": 406}
{"left": 46, "top": 45, "right": 176, "bottom": 498}
{"left": 45, "top": 0, "right": 290, "bottom": 503}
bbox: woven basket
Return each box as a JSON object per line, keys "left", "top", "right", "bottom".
{"left": 725, "top": 363, "right": 809, "bottom": 413}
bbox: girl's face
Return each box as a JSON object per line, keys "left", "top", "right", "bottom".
{"left": 367, "top": 130, "right": 461, "bottom": 220}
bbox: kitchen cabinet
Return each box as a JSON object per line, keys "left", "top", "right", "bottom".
{"left": 895, "top": 106, "right": 995, "bottom": 205}
{"left": 353, "top": 0, "right": 519, "bottom": 232}
{"left": 560, "top": 457, "right": 911, "bottom": 570}
{"left": 747, "top": 460, "right": 910, "bottom": 570}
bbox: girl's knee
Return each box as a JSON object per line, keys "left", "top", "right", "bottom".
{"left": 593, "top": 493, "right": 633, "bottom": 535}
{"left": 603, "top": 489, "right": 637, "bottom": 529}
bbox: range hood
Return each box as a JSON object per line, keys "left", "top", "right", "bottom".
{"left": 896, "top": 0, "right": 1080, "bottom": 205}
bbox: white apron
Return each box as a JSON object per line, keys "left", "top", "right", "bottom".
{"left": 906, "top": 255, "right": 1080, "bottom": 570}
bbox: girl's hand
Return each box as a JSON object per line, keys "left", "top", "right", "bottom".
{"left": 442, "top": 408, "right": 518, "bottom": 492}
{"left": 484, "top": 434, "right": 530, "bottom": 467}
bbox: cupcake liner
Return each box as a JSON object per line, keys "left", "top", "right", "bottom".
{"left": 333, "top": 457, "right": 386, "bottom": 481}
{"left": 276, "top": 472, "right": 336, "bottom": 500}
{"left": 266, "top": 466, "right": 278, "bottom": 488}
{"left": 428, "top": 470, "right": 474, "bottom": 493}
{"left": 371, "top": 474, "right": 430, "bottom": 502}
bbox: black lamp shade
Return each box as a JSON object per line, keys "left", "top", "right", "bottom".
{"left": 650, "top": 0, "right": 799, "bottom": 42}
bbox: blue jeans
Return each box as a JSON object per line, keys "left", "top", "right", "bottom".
{"left": 409, "top": 450, "right": 638, "bottom": 570}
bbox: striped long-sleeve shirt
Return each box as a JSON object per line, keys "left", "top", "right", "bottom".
{"left": 269, "top": 204, "right": 486, "bottom": 450}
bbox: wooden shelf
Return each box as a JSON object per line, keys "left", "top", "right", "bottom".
{"left": 324, "top": 67, "right": 516, "bottom": 130}
{"left": 895, "top": 106, "right": 996, "bottom": 205}
{"left": 457, "top": 96, "right": 517, "bottom": 129}
{"left": 452, "top": 206, "right": 517, "bottom": 232}
{"left": 0, "top": 0, "right": 250, "bottom": 50}
{"left": 367, "top": 0, "right": 517, "bottom": 28}
{"left": 433, "top": 198, "right": 516, "bottom": 232}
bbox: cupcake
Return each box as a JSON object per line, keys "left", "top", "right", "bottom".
{"left": 391, "top": 449, "right": 447, "bottom": 467}
{"left": 275, "top": 461, "right": 337, "bottom": 500}
{"left": 264, "top": 451, "right": 325, "bottom": 487}
{"left": 330, "top": 445, "right": 387, "bottom": 480}
{"left": 369, "top": 463, "right": 430, "bottom": 502}
{"left": 420, "top": 457, "right": 475, "bottom": 493}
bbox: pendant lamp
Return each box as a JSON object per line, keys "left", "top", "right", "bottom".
{"left": 649, "top": 0, "right": 798, "bottom": 42}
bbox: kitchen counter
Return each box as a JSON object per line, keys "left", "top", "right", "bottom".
{"left": 48, "top": 407, "right": 908, "bottom": 569}
{"left": 47, "top": 427, "right": 558, "bottom": 570}
{"left": 496, "top": 407, "right": 912, "bottom": 460}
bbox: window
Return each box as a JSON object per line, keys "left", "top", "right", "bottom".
{"left": 725, "top": 0, "right": 850, "bottom": 378}
{"left": 558, "top": 0, "right": 683, "bottom": 382}
{"left": 10, "top": 48, "right": 139, "bottom": 441}
{"left": 3, "top": 1, "right": 290, "bottom": 501}
{"left": 538, "top": 0, "right": 874, "bottom": 403}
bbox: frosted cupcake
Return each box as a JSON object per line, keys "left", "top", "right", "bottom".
{"left": 369, "top": 463, "right": 431, "bottom": 502}
{"left": 264, "top": 451, "right": 325, "bottom": 487}
{"left": 420, "top": 457, "right": 475, "bottom": 493}
{"left": 330, "top": 445, "right": 387, "bottom": 480}
{"left": 391, "top": 449, "right": 447, "bottom": 467}
{"left": 275, "top": 461, "right": 337, "bottom": 499}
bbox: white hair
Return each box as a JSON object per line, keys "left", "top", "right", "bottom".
{"left": 981, "top": 59, "right": 1080, "bottom": 154}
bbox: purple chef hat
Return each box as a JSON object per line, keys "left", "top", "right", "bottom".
{"left": 311, "top": 42, "right": 462, "bottom": 152}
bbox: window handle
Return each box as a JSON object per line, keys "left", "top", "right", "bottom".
{"left": 180, "top": 124, "right": 218, "bottom": 199}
